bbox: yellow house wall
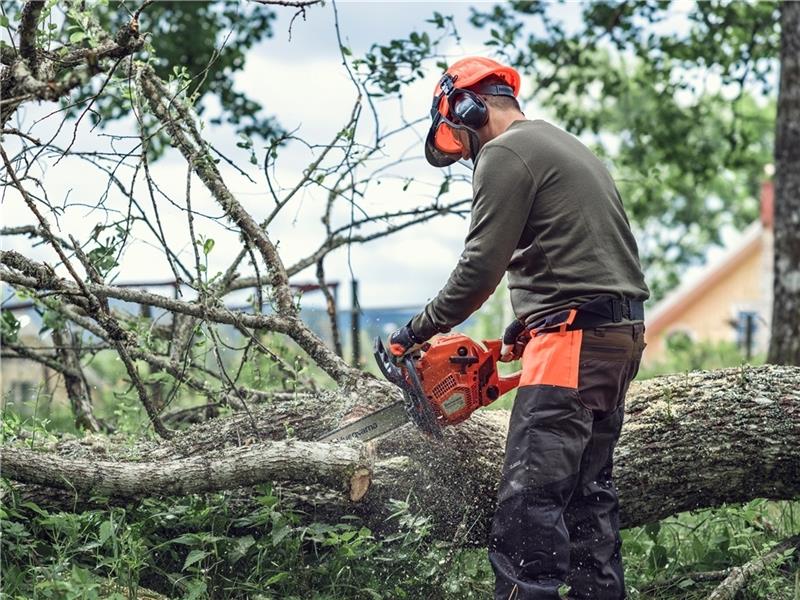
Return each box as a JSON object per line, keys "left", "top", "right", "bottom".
{"left": 645, "top": 244, "right": 768, "bottom": 364}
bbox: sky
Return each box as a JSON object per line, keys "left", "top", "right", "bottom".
{"left": 0, "top": 0, "right": 755, "bottom": 316}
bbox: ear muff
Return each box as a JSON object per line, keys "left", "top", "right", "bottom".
{"left": 448, "top": 89, "right": 489, "bottom": 129}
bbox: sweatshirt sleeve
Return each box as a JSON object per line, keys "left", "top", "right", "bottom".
{"left": 410, "top": 144, "right": 535, "bottom": 340}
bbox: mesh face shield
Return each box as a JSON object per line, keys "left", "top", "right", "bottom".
{"left": 424, "top": 111, "right": 468, "bottom": 167}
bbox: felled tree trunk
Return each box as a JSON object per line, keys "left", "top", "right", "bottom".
{"left": 3, "top": 365, "right": 799, "bottom": 542}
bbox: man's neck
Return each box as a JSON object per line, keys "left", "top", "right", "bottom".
{"left": 482, "top": 110, "right": 527, "bottom": 144}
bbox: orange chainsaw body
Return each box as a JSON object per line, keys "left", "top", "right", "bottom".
{"left": 413, "top": 333, "right": 521, "bottom": 426}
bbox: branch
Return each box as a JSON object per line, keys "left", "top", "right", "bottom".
{"left": 136, "top": 66, "right": 295, "bottom": 315}
{"left": 1, "top": 13, "right": 143, "bottom": 126}
{"left": 706, "top": 534, "right": 800, "bottom": 600}
{"left": 18, "top": 1, "right": 44, "bottom": 74}
{"left": 2, "top": 440, "right": 372, "bottom": 501}
{"left": 29, "top": 295, "right": 306, "bottom": 415}
{"left": 135, "top": 66, "right": 362, "bottom": 389}
{"left": 249, "top": 0, "right": 323, "bottom": 6}
{"left": 316, "top": 258, "right": 343, "bottom": 358}
{"left": 2, "top": 340, "right": 82, "bottom": 379}
{"left": 51, "top": 327, "right": 101, "bottom": 432}
{"left": 0, "top": 256, "right": 284, "bottom": 332}
{"left": 1, "top": 149, "right": 172, "bottom": 438}
{"left": 285, "top": 199, "right": 470, "bottom": 277}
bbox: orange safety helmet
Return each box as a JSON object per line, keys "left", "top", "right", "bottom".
{"left": 425, "top": 57, "right": 521, "bottom": 167}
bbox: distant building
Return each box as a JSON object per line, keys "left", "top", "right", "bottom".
{"left": 644, "top": 182, "right": 774, "bottom": 364}
{"left": 0, "top": 310, "right": 71, "bottom": 413}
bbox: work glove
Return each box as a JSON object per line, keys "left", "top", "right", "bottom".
{"left": 388, "top": 322, "right": 426, "bottom": 363}
{"left": 499, "top": 318, "right": 529, "bottom": 362}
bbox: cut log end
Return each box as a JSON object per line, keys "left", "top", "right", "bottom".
{"left": 349, "top": 467, "right": 372, "bottom": 501}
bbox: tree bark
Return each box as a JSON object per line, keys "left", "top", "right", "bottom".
{"left": 3, "top": 365, "right": 799, "bottom": 542}
{"left": 768, "top": 1, "right": 800, "bottom": 365}
{"left": 3, "top": 440, "right": 372, "bottom": 502}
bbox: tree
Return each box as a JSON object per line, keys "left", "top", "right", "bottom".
{"left": 769, "top": 1, "right": 800, "bottom": 364}
{"left": 1, "top": 0, "right": 284, "bottom": 145}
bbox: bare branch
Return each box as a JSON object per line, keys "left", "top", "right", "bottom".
{"left": 316, "top": 258, "right": 343, "bottom": 358}
{"left": 706, "top": 534, "right": 800, "bottom": 600}
{"left": 135, "top": 66, "right": 362, "bottom": 388}
{"left": 2, "top": 340, "right": 82, "bottom": 379}
{"left": 51, "top": 327, "right": 101, "bottom": 432}
{"left": 137, "top": 66, "right": 296, "bottom": 315}
{"left": 249, "top": 0, "right": 323, "bottom": 7}
{"left": 0, "top": 259, "right": 286, "bottom": 332}
{"left": 1, "top": 127, "right": 42, "bottom": 145}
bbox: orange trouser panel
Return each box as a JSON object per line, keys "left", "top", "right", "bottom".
{"left": 519, "top": 328, "right": 583, "bottom": 389}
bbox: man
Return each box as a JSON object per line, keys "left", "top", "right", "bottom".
{"left": 388, "top": 57, "right": 649, "bottom": 599}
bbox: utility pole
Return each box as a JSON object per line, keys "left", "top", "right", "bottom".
{"left": 351, "top": 280, "right": 360, "bottom": 367}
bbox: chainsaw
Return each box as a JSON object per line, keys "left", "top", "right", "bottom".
{"left": 319, "top": 333, "right": 521, "bottom": 444}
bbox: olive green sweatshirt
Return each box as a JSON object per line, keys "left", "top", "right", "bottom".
{"left": 410, "top": 119, "right": 649, "bottom": 340}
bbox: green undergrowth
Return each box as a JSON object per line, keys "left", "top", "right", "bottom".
{"left": 0, "top": 487, "right": 495, "bottom": 600}
{"left": 2, "top": 479, "right": 798, "bottom": 599}
{"left": 624, "top": 500, "right": 799, "bottom": 599}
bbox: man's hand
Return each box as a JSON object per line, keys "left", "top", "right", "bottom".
{"left": 500, "top": 319, "right": 529, "bottom": 362}
{"left": 388, "top": 323, "right": 426, "bottom": 363}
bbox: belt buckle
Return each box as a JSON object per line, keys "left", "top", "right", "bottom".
{"left": 622, "top": 299, "right": 632, "bottom": 320}
{"left": 612, "top": 300, "right": 623, "bottom": 323}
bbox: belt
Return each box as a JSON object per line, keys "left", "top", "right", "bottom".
{"left": 528, "top": 296, "right": 645, "bottom": 335}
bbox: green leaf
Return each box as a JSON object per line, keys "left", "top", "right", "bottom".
{"left": 69, "top": 31, "right": 87, "bottom": 43}
{"left": 436, "top": 178, "right": 450, "bottom": 198}
{"left": 170, "top": 533, "right": 198, "bottom": 545}
{"left": 0, "top": 15, "right": 10, "bottom": 27}
{"left": 340, "top": 45, "right": 352, "bottom": 56}
{"left": 203, "top": 238, "right": 215, "bottom": 255}
{"left": 271, "top": 521, "right": 292, "bottom": 546}
{"left": 229, "top": 535, "right": 255, "bottom": 563}
{"left": 650, "top": 544, "right": 668, "bottom": 569}
{"left": 265, "top": 572, "right": 289, "bottom": 586}
{"left": 182, "top": 549, "right": 209, "bottom": 571}
{"left": 20, "top": 501, "right": 49, "bottom": 517}
{"left": 1, "top": 310, "right": 20, "bottom": 343}
{"left": 184, "top": 578, "right": 207, "bottom": 600}
{"left": 644, "top": 522, "right": 660, "bottom": 541}
{"left": 99, "top": 519, "right": 114, "bottom": 545}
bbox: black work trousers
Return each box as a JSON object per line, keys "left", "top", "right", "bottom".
{"left": 489, "top": 322, "right": 646, "bottom": 600}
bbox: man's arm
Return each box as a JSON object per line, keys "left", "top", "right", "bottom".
{"left": 410, "top": 144, "right": 536, "bottom": 340}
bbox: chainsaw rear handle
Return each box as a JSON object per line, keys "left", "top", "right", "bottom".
{"left": 482, "top": 339, "right": 522, "bottom": 397}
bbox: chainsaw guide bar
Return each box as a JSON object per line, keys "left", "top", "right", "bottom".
{"left": 317, "top": 400, "right": 408, "bottom": 444}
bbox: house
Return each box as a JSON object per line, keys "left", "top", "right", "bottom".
{"left": 0, "top": 307, "right": 72, "bottom": 414}
{"left": 644, "top": 181, "right": 774, "bottom": 364}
